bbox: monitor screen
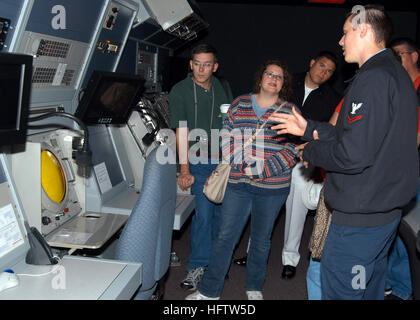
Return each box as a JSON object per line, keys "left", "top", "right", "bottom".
{"left": 75, "top": 71, "right": 145, "bottom": 125}
{"left": 0, "top": 53, "right": 32, "bottom": 146}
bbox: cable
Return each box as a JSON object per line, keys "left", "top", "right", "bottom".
{"left": 132, "top": 102, "right": 163, "bottom": 146}
{"left": 28, "top": 112, "right": 89, "bottom": 150}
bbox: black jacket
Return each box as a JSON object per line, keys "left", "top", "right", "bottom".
{"left": 302, "top": 49, "right": 419, "bottom": 226}
{"left": 291, "top": 72, "right": 341, "bottom": 122}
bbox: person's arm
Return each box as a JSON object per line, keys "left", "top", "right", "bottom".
{"left": 329, "top": 111, "right": 339, "bottom": 126}
{"left": 169, "top": 86, "right": 194, "bottom": 191}
{"left": 329, "top": 97, "right": 344, "bottom": 126}
{"left": 303, "top": 70, "right": 391, "bottom": 174}
{"left": 176, "top": 127, "right": 194, "bottom": 190}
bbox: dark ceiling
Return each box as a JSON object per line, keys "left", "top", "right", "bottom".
{"left": 194, "top": 0, "right": 420, "bottom": 13}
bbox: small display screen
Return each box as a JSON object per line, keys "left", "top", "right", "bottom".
{"left": 76, "top": 71, "right": 145, "bottom": 125}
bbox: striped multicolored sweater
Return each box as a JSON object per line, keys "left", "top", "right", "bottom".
{"left": 221, "top": 94, "right": 299, "bottom": 190}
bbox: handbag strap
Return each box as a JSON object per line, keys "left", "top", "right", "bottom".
{"left": 226, "top": 101, "right": 288, "bottom": 165}
{"left": 242, "top": 101, "right": 288, "bottom": 149}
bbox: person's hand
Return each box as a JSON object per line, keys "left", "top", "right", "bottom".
{"left": 242, "top": 158, "right": 262, "bottom": 178}
{"left": 313, "top": 130, "right": 319, "bottom": 140}
{"left": 269, "top": 107, "right": 308, "bottom": 137}
{"left": 296, "top": 143, "right": 309, "bottom": 168}
{"left": 178, "top": 172, "right": 194, "bottom": 191}
{"left": 244, "top": 166, "right": 253, "bottom": 178}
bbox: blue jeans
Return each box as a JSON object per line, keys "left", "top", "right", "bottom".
{"left": 321, "top": 216, "right": 400, "bottom": 300}
{"left": 306, "top": 257, "right": 322, "bottom": 300}
{"left": 386, "top": 179, "right": 420, "bottom": 299}
{"left": 385, "top": 235, "right": 412, "bottom": 299}
{"left": 199, "top": 183, "right": 289, "bottom": 297}
{"left": 187, "top": 163, "right": 222, "bottom": 271}
{"left": 384, "top": 180, "right": 418, "bottom": 300}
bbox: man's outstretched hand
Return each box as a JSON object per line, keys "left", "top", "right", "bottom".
{"left": 269, "top": 106, "right": 308, "bottom": 137}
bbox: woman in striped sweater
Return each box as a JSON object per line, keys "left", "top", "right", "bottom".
{"left": 186, "top": 59, "right": 300, "bottom": 300}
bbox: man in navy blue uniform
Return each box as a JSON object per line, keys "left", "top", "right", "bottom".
{"left": 270, "top": 5, "right": 419, "bottom": 299}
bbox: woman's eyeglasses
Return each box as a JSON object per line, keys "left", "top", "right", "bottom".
{"left": 264, "top": 71, "right": 283, "bottom": 81}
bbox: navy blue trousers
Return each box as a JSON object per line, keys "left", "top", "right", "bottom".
{"left": 321, "top": 215, "right": 400, "bottom": 300}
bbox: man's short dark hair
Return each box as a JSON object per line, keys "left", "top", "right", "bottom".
{"left": 190, "top": 43, "right": 218, "bottom": 62}
{"left": 388, "top": 37, "right": 419, "bottom": 53}
{"left": 314, "top": 51, "right": 338, "bottom": 68}
{"left": 348, "top": 4, "right": 393, "bottom": 46}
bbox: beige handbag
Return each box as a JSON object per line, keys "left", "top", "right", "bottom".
{"left": 308, "top": 186, "right": 332, "bottom": 261}
{"left": 203, "top": 102, "right": 287, "bottom": 204}
{"left": 203, "top": 135, "right": 256, "bottom": 204}
{"left": 202, "top": 162, "right": 232, "bottom": 204}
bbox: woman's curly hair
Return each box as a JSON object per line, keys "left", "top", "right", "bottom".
{"left": 252, "top": 59, "right": 293, "bottom": 101}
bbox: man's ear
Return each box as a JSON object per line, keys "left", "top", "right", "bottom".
{"left": 189, "top": 60, "right": 193, "bottom": 70}
{"left": 359, "top": 23, "right": 368, "bottom": 38}
{"left": 411, "top": 51, "right": 419, "bottom": 65}
{"left": 212, "top": 62, "right": 219, "bottom": 73}
{"left": 309, "top": 59, "right": 316, "bottom": 68}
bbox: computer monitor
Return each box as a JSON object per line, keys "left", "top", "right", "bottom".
{"left": 75, "top": 71, "right": 145, "bottom": 125}
{"left": 0, "top": 53, "right": 32, "bottom": 147}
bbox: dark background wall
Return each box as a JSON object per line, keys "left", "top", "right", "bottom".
{"left": 169, "top": 3, "right": 418, "bottom": 98}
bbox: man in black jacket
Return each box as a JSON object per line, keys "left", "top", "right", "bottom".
{"left": 291, "top": 52, "right": 341, "bottom": 123}
{"left": 281, "top": 52, "right": 341, "bottom": 280}
{"left": 271, "top": 5, "right": 419, "bottom": 299}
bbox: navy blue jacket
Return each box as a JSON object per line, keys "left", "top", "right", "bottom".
{"left": 302, "top": 49, "right": 419, "bottom": 226}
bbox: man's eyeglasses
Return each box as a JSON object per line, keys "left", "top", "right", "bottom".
{"left": 264, "top": 71, "right": 283, "bottom": 81}
{"left": 192, "top": 61, "right": 214, "bottom": 69}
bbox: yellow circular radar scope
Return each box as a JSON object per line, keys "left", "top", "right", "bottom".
{"left": 41, "top": 149, "right": 66, "bottom": 203}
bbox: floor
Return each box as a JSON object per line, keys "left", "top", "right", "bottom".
{"left": 163, "top": 207, "right": 315, "bottom": 300}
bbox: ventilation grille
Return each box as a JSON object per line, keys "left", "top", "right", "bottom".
{"left": 37, "top": 39, "right": 70, "bottom": 58}
{"left": 32, "top": 67, "right": 75, "bottom": 86}
{"left": 32, "top": 67, "right": 56, "bottom": 84}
